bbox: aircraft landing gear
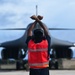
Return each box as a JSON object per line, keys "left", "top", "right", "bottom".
{"left": 16, "top": 49, "right": 26, "bottom": 70}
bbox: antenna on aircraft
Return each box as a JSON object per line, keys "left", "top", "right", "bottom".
{"left": 36, "top": 5, "right": 38, "bottom": 16}
{"left": 35, "top": 5, "right": 39, "bottom": 29}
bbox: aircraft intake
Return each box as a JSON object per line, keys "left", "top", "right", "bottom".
{"left": 1, "top": 48, "right": 26, "bottom": 60}
{"left": 53, "top": 48, "right": 73, "bottom": 59}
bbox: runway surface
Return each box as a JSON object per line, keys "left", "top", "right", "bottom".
{"left": 0, "top": 70, "right": 75, "bottom": 75}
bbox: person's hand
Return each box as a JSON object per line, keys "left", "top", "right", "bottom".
{"left": 37, "top": 15, "right": 43, "bottom": 20}
{"left": 30, "top": 15, "right": 43, "bottom": 21}
{"left": 30, "top": 15, "right": 37, "bottom": 20}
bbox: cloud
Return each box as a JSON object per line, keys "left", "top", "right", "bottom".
{"left": 34, "top": 0, "right": 75, "bottom": 28}
{"left": 0, "top": 0, "right": 75, "bottom": 28}
{"left": 0, "top": 0, "right": 23, "bottom": 5}
{"left": 0, "top": 0, "right": 38, "bottom": 29}
{"left": 0, "top": 30, "right": 24, "bottom": 43}
{"left": 0, "top": 13, "right": 16, "bottom": 26}
{"left": 0, "top": 0, "right": 75, "bottom": 42}
{"left": 0, "top": 12, "right": 31, "bottom": 28}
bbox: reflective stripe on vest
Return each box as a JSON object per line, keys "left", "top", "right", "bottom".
{"left": 29, "top": 61, "right": 49, "bottom": 66}
{"left": 28, "top": 48, "right": 48, "bottom": 52}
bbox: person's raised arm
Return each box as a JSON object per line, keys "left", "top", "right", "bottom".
{"left": 27, "top": 15, "right": 37, "bottom": 36}
{"left": 38, "top": 21, "right": 49, "bottom": 36}
{"left": 34, "top": 15, "right": 49, "bottom": 36}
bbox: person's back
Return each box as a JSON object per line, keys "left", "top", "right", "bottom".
{"left": 26, "top": 15, "right": 51, "bottom": 75}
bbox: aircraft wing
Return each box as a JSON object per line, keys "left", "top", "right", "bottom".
{"left": 0, "top": 35, "right": 74, "bottom": 48}
{"left": 0, "top": 38, "right": 27, "bottom": 48}
{"left": 51, "top": 36, "right": 74, "bottom": 48}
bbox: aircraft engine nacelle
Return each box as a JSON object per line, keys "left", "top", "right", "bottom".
{"left": 54, "top": 48, "right": 73, "bottom": 59}
{"left": 1, "top": 48, "right": 26, "bottom": 60}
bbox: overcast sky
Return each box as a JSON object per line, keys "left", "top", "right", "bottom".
{"left": 0, "top": 0, "right": 75, "bottom": 58}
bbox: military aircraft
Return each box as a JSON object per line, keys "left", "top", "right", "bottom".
{"left": 0, "top": 6, "right": 75, "bottom": 69}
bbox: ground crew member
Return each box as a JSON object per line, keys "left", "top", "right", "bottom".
{"left": 26, "top": 15, "right": 51, "bottom": 75}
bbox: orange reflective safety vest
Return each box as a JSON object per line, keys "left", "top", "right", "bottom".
{"left": 28, "top": 39, "right": 49, "bottom": 68}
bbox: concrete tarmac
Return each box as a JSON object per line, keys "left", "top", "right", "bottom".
{"left": 0, "top": 70, "right": 75, "bottom": 75}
